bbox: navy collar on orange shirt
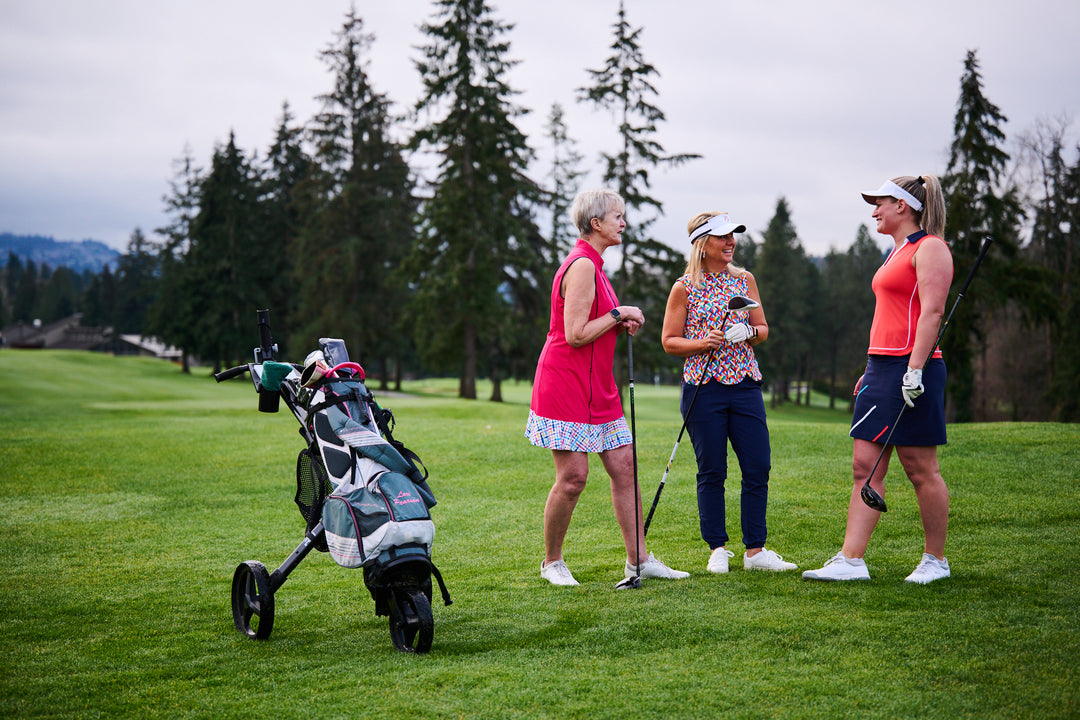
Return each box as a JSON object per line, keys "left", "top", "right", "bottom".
{"left": 906, "top": 229, "right": 928, "bottom": 245}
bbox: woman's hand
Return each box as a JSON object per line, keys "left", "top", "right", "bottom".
{"left": 700, "top": 327, "right": 724, "bottom": 352}
{"left": 615, "top": 305, "right": 645, "bottom": 336}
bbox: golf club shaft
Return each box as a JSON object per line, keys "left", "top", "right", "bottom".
{"left": 861, "top": 236, "right": 993, "bottom": 499}
{"left": 643, "top": 310, "right": 732, "bottom": 536}
{"left": 628, "top": 334, "right": 641, "bottom": 579}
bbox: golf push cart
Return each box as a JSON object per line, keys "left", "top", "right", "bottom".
{"left": 214, "top": 310, "right": 451, "bottom": 653}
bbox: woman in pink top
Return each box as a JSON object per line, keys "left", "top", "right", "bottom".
{"left": 526, "top": 189, "right": 688, "bottom": 586}
{"left": 803, "top": 175, "right": 955, "bottom": 585}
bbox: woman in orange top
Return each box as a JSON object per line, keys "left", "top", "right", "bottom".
{"left": 803, "top": 175, "right": 955, "bottom": 585}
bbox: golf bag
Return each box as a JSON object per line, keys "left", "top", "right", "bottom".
{"left": 217, "top": 312, "right": 450, "bottom": 654}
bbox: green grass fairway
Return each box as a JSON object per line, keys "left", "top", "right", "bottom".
{"left": 1, "top": 350, "right": 1077, "bottom": 719}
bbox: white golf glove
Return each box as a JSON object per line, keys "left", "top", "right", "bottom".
{"left": 725, "top": 322, "right": 754, "bottom": 344}
{"left": 901, "top": 366, "right": 924, "bottom": 407}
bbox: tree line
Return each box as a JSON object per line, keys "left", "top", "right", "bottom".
{"left": 1, "top": 2, "right": 1077, "bottom": 422}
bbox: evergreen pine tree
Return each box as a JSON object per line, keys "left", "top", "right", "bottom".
{"left": 942, "top": 49, "right": 1030, "bottom": 421}
{"left": 753, "top": 198, "right": 812, "bottom": 406}
{"left": 113, "top": 228, "right": 158, "bottom": 334}
{"left": 577, "top": 0, "right": 699, "bottom": 380}
{"left": 259, "top": 102, "right": 310, "bottom": 356}
{"left": 186, "top": 132, "right": 266, "bottom": 369}
{"left": 820, "top": 226, "right": 883, "bottom": 408}
{"left": 291, "top": 9, "right": 417, "bottom": 389}
{"left": 148, "top": 147, "right": 203, "bottom": 372}
{"left": 14, "top": 259, "right": 38, "bottom": 323}
{"left": 36, "top": 266, "right": 78, "bottom": 323}
{"left": 4, "top": 253, "right": 22, "bottom": 323}
{"left": 1022, "top": 123, "right": 1080, "bottom": 419}
{"left": 407, "top": 0, "right": 546, "bottom": 400}
{"left": 543, "top": 102, "right": 585, "bottom": 267}
{"left": 81, "top": 264, "right": 116, "bottom": 329}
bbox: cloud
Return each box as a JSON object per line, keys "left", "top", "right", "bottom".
{"left": 2, "top": 0, "right": 1079, "bottom": 258}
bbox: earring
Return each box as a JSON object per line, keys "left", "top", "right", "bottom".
{"left": 700, "top": 251, "right": 706, "bottom": 259}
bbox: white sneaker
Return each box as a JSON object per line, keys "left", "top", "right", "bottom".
{"left": 541, "top": 559, "right": 579, "bottom": 586}
{"left": 904, "top": 553, "right": 950, "bottom": 584}
{"left": 743, "top": 548, "right": 798, "bottom": 571}
{"left": 801, "top": 552, "right": 871, "bottom": 581}
{"left": 707, "top": 547, "right": 736, "bottom": 574}
{"left": 625, "top": 553, "right": 690, "bottom": 580}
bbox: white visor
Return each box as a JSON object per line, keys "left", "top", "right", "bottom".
{"left": 861, "top": 180, "right": 923, "bottom": 212}
{"left": 689, "top": 213, "right": 746, "bottom": 244}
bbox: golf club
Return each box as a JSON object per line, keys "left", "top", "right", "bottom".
{"left": 860, "top": 235, "right": 993, "bottom": 512}
{"left": 643, "top": 294, "right": 760, "bottom": 536}
{"left": 615, "top": 333, "right": 643, "bottom": 590}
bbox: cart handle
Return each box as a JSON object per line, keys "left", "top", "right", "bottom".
{"left": 328, "top": 362, "right": 365, "bottom": 381}
{"left": 214, "top": 364, "right": 250, "bottom": 382}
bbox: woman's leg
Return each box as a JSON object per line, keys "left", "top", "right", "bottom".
{"left": 599, "top": 444, "right": 647, "bottom": 565}
{"left": 683, "top": 382, "right": 730, "bottom": 550}
{"left": 841, "top": 438, "right": 890, "bottom": 558}
{"left": 544, "top": 450, "right": 589, "bottom": 564}
{"left": 895, "top": 445, "right": 949, "bottom": 558}
{"left": 727, "top": 382, "right": 771, "bottom": 552}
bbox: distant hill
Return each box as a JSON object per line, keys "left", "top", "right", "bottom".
{"left": 0, "top": 233, "right": 121, "bottom": 274}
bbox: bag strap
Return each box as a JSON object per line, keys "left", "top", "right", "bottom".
{"left": 305, "top": 387, "right": 362, "bottom": 418}
{"left": 430, "top": 563, "right": 453, "bottom": 606}
{"left": 366, "top": 393, "right": 429, "bottom": 482}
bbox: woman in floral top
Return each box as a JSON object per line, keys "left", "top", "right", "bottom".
{"left": 661, "top": 211, "right": 798, "bottom": 574}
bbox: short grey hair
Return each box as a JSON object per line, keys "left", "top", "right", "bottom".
{"left": 571, "top": 189, "right": 625, "bottom": 237}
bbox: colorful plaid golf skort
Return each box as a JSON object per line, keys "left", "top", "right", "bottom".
{"left": 525, "top": 410, "right": 632, "bottom": 453}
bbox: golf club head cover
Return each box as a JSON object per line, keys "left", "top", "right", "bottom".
{"left": 260, "top": 361, "right": 293, "bottom": 392}
{"left": 725, "top": 322, "right": 754, "bottom": 344}
{"left": 901, "top": 366, "right": 924, "bottom": 407}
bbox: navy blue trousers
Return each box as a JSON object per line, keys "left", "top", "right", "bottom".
{"left": 681, "top": 378, "right": 771, "bottom": 549}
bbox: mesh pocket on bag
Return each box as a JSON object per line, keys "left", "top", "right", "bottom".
{"left": 295, "top": 447, "right": 333, "bottom": 551}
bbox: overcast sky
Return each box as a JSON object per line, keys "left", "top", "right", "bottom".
{"left": 3, "top": 0, "right": 1079, "bottom": 259}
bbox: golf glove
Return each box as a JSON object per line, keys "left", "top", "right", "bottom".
{"left": 901, "top": 366, "right": 924, "bottom": 407}
{"left": 725, "top": 322, "right": 755, "bottom": 344}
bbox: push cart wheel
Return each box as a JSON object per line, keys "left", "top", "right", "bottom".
{"left": 231, "top": 561, "right": 275, "bottom": 640}
{"left": 388, "top": 588, "right": 433, "bottom": 653}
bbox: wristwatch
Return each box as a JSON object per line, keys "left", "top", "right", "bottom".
{"left": 610, "top": 308, "right": 621, "bottom": 322}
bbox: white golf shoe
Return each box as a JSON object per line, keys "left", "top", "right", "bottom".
{"left": 743, "top": 548, "right": 798, "bottom": 571}
{"left": 541, "top": 559, "right": 579, "bottom": 586}
{"left": 707, "top": 547, "right": 735, "bottom": 574}
{"left": 904, "top": 553, "right": 950, "bottom": 584}
{"left": 625, "top": 553, "right": 689, "bottom": 580}
{"left": 801, "top": 551, "right": 871, "bottom": 581}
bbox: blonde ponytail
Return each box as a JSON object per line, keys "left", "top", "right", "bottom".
{"left": 894, "top": 174, "right": 946, "bottom": 238}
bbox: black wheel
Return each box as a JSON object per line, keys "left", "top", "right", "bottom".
{"left": 231, "top": 561, "right": 275, "bottom": 640}
{"left": 388, "top": 587, "right": 433, "bottom": 653}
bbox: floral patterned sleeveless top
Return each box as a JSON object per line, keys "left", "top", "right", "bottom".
{"left": 679, "top": 271, "right": 762, "bottom": 385}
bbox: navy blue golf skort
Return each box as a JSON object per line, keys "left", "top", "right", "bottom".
{"left": 849, "top": 355, "right": 947, "bottom": 447}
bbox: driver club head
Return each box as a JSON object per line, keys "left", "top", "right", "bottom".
{"left": 727, "top": 295, "right": 760, "bottom": 312}
{"left": 860, "top": 483, "right": 888, "bottom": 513}
{"left": 614, "top": 575, "right": 642, "bottom": 590}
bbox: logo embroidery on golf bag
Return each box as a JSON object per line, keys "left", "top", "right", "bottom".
{"left": 393, "top": 491, "right": 422, "bottom": 507}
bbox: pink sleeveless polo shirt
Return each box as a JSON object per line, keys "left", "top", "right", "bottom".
{"left": 530, "top": 240, "right": 622, "bottom": 424}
